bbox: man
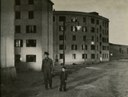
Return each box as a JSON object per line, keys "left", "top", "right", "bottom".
{"left": 42, "top": 52, "right": 53, "bottom": 89}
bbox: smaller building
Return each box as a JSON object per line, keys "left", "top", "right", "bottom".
{"left": 109, "top": 43, "right": 128, "bottom": 60}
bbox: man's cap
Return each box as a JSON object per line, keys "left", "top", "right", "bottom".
{"left": 44, "top": 52, "right": 49, "bottom": 55}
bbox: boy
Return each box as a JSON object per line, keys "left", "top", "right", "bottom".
{"left": 59, "top": 66, "right": 68, "bottom": 91}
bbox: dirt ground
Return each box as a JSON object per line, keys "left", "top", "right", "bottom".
{"left": 1, "top": 59, "right": 128, "bottom": 97}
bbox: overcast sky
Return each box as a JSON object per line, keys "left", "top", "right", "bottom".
{"left": 52, "top": 0, "right": 128, "bottom": 45}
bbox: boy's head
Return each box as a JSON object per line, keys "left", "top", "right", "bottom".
{"left": 61, "top": 66, "right": 66, "bottom": 72}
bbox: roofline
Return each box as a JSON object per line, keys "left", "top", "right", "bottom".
{"left": 49, "top": 0, "right": 54, "bottom": 5}
{"left": 53, "top": 10, "right": 109, "bottom": 21}
{"left": 109, "top": 43, "right": 128, "bottom": 47}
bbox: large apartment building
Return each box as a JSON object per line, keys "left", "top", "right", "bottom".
{"left": 14, "top": 0, "right": 54, "bottom": 71}
{"left": 53, "top": 11, "right": 109, "bottom": 65}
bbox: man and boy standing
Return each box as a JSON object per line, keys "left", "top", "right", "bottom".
{"left": 42, "top": 52, "right": 68, "bottom": 91}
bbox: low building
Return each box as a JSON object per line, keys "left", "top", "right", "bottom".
{"left": 109, "top": 43, "right": 128, "bottom": 60}
{"left": 53, "top": 11, "right": 109, "bottom": 65}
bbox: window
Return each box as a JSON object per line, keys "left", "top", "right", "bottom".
{"left": 82, "top": 45, "right": 87, "bottom": 50}
{"left": 59, "top": 45, "right": 64, "bottom": 50}
{"left": 71, "top": 26, "right": 77, "bottom": 32}
{"left": 59, "top": 16, "right": 66, "bottom": 22}
{"left": 91, "top": 36, "right": 94, "bottom": 41}
{"left": 15, "top": 0, "right": 20, "bottom": 5}
{"left": 72, "top": 35, "right": 76, "bottom": 41}
{"left": 83, "top": 35, "right": 86, "bottom": 41}
{"left": 26, "top": 25, "right": 36, "bottom": 33}
{"left": 91, "top": 18, "right": 95, "bottom": 24}
{"left": 82, "top": 54, "right": 87, "bottom": 59}
{"left": 15, "top": 54, "right": 21, "bottom": 63}
{"left": 26, "top": 55, "right": 36, "bottom": 62}
{"left": 82, "top": 26, "right": 87, "bottom": 32}
{"left": 60, "top": 54, "right": 63, "bottom": 59}
{"left": 59, "top": 35, "right": 64, "bottom": 40}
{"left": 28, "top": 11, "right": 34, "bottom": 19}
{"left": 59, "top": 26, "right": 64, "bottom": 31}
{"left": 53, "top": 16, "right": 55, "bottom": 22}
{"left": 96, "top": 20, "right": 99, "bottom": 25}
{"left": 91, "top": 45, "right": 95, "bottom": 50}
{"left": 71, "top": 17, "right": 77, "bottom": 22}
{"left": 91, "top": 54, "right": 95, "bottom": 59}
{"left": 15, "top": 11, "right": 21, "bottom": 19}
{"left": 72, "top": 54, "right": 76, "bottom": 59}
{"left": 71, "top": 44, "right": 77, "bottom": 50}
{"left": 28, "top": 0, "right": 34, "bottom": 4}
{"left": 26, "top": 39, "right": 36, "bottom": 47}
{"left": 83, "top": 17, "right": 86, "bottom": 23}
{"left": 91, "top": 27, "right": 95, "bottom": 32}
{"left": 15, "top": 39, "right": 23, "bottom": 47}
{"left": 119, "top": 48, "right": 122, "bottom": 53}
{"left": 15, "top": 25, "right": 21, "bottom": 33}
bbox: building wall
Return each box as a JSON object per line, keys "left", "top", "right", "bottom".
{"left": 110, "top": 43, "right": 128, "bottom": 60}
{"left": 53, "top": 11, "right": 109, "bottom": 65}
{"left": 0, "top": 0, "right": 16, "bottom": 81}
{"left": 15, "top": 0, "right": 53, "bottom": 71}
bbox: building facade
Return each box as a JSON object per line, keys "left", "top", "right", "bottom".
{"left": 53, "top": 11, "right": 109, "bottom": 65}
{"left": 14, "top": 0, "right": 54, "bottom": 71}
{"left": 1, "top": 0, "right": 16, "bottom": 81}
{"left": 110, "top": 43, "right": 128, "bottom": 60}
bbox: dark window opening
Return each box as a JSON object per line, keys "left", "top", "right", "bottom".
{"left": 15, "top": 25, "right": 21, "bottom": 33}
{"left": 28, "top": 0, "right": 34, "bottom": 4}
{"left": 28, "top": 11, "right": 34, "bottom": 19}
{"left": 91, "top": 54, "right": 95, "bottom": 59}
{"left": 53, "top": 16, "right": 55, "bottom": 22}
{"left": 71, "top": 45, "right": 77, "bottom": 50}
{"left": 91, "top": 27, "right": 95, "bottom": 32}
{"left": 83, "top": 35, "right": 86, "bottom": 41}
{"left": 15, "top": 39, "right": 23, "bottom": 47}
{"left": 26, "top": 55, "right": 36, "bottom": 62}
{"left": 96, "top": 20, "right": 99, "bottom": 25}
{"left": 59, "top": 16, "right": 66, "bottom": 22}
{"left": 59, "top": 35, "right": 64, "bottom": 40}
{"left": 91, "top": 45, "right": 95, "bottom": 50}
{"left": 59, "top": 45, "right": 64, "bottom": 50}
{"left": 83, "top": 17, "right": 86, "bottom": 23}
{"left": 15, "top": 11, "right": 21, "bottom": 19}
{"left": 26, "top": 25, "right": 36, "bottom": 33}
{"left": 82, "top": 54, "right": 87, "bottom": 59}
{"left": 91, "top": 18, "right": 95, "bottom": 24}
{"left": 15, "top": 0, "right": 20, "bottom": 5}
{"left": 72, "top": 35, "right": 76, "bottom": 41}
{"left": 60, "top": 54, "right": 63, "bottom": 59}
{"left": 26, "top": 39, "right": 36, "bottom": 47}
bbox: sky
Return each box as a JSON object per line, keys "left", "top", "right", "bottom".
{"left": 52, "top": 0, "right": 128, "bottom": 45}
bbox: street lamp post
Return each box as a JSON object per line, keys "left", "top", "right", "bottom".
{"left": 62, "top": 21, "right": 81, "bottom": 66}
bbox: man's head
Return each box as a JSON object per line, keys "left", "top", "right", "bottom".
{"left": 44, "top": 52, "right": 49, "bottom": 58}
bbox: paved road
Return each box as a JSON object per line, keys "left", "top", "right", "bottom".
{"left": 2, "top": 60, "right": 128, "bottom": 97}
